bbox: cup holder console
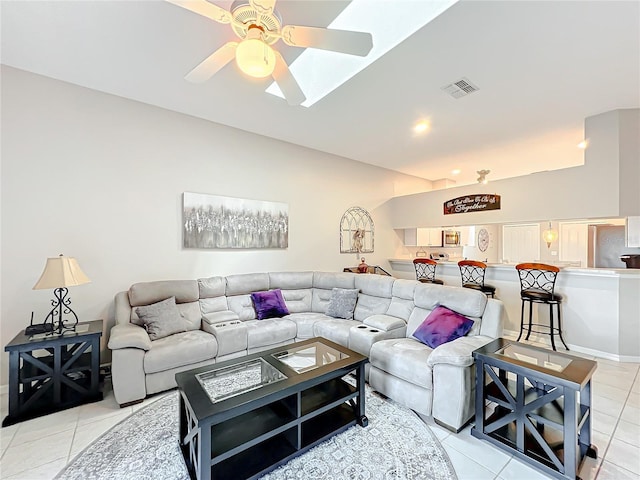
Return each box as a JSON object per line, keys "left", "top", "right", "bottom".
{"left": 357, "top": 325, "right": 368, "bottom": 329}
{"left": 355, "top": 325, "right": 380, "bottom": 334}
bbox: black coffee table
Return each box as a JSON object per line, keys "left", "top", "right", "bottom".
{"left": 175, "top": 337, "right": 368, "bottom": 480}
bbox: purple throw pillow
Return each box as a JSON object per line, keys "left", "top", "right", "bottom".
{"left": 251, "top": 289, "right": 290, "bottom": 320}
{"left": 413, "top": 305, "right": 474, "bottom": 349}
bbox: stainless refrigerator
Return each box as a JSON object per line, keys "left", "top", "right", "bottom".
{"left": 587, "top": 225, "right": 626, "bottom": 268}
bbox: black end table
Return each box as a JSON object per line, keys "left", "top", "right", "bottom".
{"left": 472, "top": 338, "right": 597, "bottom": 480}
{"left": 3, "top": 319, "right": 103, "bottom": 426}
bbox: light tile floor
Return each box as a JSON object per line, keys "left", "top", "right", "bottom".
{"left": 1, "top": 343, "right": 639, "bottom": 479}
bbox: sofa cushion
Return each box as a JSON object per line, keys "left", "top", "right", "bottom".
{"left": 144, "top": 330, "right": 218, "bottom": 373}
{"left": 281, "top": 289, "right": 313, "bottom": 313}
{"left": 313, "top": 319, "right": 360, "bottom": 347}
{"left": 369, "top": 338, "right": 434, "bottom": 389}
{"left": 226, "top": 273, "right": 270, "bottom": 296}
{"left": 129, "top": 280, "right": 199, "bottom": 307}
{"left": 326, "top": 288, "right": 359, "bottom": 319}
{"left": 251, "top": 289, "right": 290, "bottom": 320}
{"left": 135, "top": 297, "right": 190, "bottom": 341}
{"left": 244, "top": 319, "right": 297, "bottom": 349}
{"left": 413, "top": 305, "right": 474, "bottom": 349}
{"left": 269, "top": 271, "right": 314, "bottom": 290}
{"left": 198, "top": 276, "right": 226, "bottom": 299}
{"left": 286, "top": 312, "right": 332, "bottom": 339}
{"left": 227, "top": 294, "right": 258, "bottom": 321}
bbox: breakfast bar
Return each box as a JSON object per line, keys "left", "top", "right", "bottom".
{"left": 388, "top": 259, "right": 640, "bottom": 362}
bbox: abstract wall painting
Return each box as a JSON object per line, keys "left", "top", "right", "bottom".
{"left": 183, "top": 192, "right": 288, "bottom": 249}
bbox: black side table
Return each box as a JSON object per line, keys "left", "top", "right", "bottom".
{"left": 471, "top": 338, "right": 597, "bottom": 480}
{"left": 3, "top": 319, "right": 103, "bottom": 426}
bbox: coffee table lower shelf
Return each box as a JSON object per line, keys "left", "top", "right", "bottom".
{"left": 177, "top": 339, "right": 368, "bottom": 480}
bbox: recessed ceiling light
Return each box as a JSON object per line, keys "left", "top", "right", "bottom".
{"left": 266, "top": 0, "right": 458, "bottom": 106}
{"left": 577, "top": 140, "right": 589, "bottom": 149}
{"left": 451, "top": 169, "right": 461, "bottom": 175}
{"left": 414, "top": 121, "right": 430, "bottom": 134}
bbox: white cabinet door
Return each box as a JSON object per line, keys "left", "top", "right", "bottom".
{"left": 404, "top": 228, "right": 418, "bottom": 246}
{"left": 502, "top": 224, "right": 540, "bottom": 263}
{"left": 628, "top": 216, "right": 640, "bottom": 247}
{"left": 428, "top": 228, "right": 443, "bottom": 246}
{"left": 404, "top": 228, "right": 443, "bottom": 247}
{"left": 559, "top": 222, "right": 589, "bottom": 267}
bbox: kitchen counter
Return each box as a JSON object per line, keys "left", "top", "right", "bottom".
{"left": 388, "top": 258, "right": 640, "bottom": 361}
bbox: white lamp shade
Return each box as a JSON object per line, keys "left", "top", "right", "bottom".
{"left": 235, "top": 31, "right": 276, "bottom": 78}
{"left": 33, "top": 255, "right": 91, "bottom": 290}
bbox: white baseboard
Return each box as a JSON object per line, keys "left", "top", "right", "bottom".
{"left": 502, "top": 329, "right": 640, "bottom": 363}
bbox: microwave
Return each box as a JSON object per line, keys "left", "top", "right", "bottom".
{"left": 443, "top": 230, "right": 461, "bottom": 246}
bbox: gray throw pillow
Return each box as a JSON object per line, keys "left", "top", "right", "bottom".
{"left": 326, "top": 288, "right": 359, "bottom": 320}
{"left": 135, "top": 296, "right": 188, "bottom": 341}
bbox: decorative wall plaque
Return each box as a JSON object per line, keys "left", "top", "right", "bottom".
{"left": 340, "top": 206, "right": 374, "bottom": 253}
{"left": 444, "top": 194, "right": 501, "bottom": 215}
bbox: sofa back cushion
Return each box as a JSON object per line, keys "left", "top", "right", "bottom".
{"left": 128, "top": 280, "right": 201, "bottom": 330}
{"left": 226, "top": 273, "right": 270, "bottom": 296}
{"left": 198, "top": 276, "right": 229, "bottom": 316}
{"left": 269, "top": 272, "right": 313, "bottom": 313}
{"left": 385, "top": 279, "right": 416, "bottom": 321}
{"left": 353, "top": 275, "right": 394, "bottom": 322}
{"left": 407, "top": 284, "right": 486, "bottom": 337}
{"left": 311, "top": 272, "right": 355, "bottom": 313}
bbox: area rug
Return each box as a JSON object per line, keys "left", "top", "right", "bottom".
{"left": 56, "top": 385, "right": 457, "bottom": 480}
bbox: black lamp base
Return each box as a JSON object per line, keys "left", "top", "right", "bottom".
{"left": 43, "top": 287, "right": 79, "bottom": 335}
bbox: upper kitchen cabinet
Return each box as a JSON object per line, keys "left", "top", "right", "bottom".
{"left": 404, "top": 228, "right": 443, "bottom": 247}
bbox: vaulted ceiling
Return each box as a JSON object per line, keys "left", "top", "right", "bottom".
{"left": 2, "top": 0, "right": 638, "bottom": 188}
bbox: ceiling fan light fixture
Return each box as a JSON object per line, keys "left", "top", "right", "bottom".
{"left": 236, "top": 25, "right": 276, "bottom": 78}
{"left": 477, "top": 169, "right": 490, "bottom": 184}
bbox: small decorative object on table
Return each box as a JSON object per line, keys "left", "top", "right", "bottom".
{"left": 32, "top": 254, "right": 91, "bottom": 335}
{"left": 357, "top": 257, "right": 368, "bottom": 273}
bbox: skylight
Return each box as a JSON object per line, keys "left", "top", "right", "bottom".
{"left": 266, "top": 0, "right": 458, "bottom": 107}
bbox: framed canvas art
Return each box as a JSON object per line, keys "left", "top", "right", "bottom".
{"left": 183, "top": 192, "right": 288, "bottom": 249}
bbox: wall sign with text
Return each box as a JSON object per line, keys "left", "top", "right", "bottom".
{"left": 443, "top": 194, "right": 501, "bottom": 215}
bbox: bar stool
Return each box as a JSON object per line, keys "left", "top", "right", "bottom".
{"left": 458, "top": 260, "right": 496, "bottom": 297}
{"left": 413, "top": 258, "right": 444, "bottom": 285}
{"left": 515, "top": 263, "right": 568, "bottom": 351}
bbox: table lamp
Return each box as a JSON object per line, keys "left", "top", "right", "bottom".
{"left": 33, "top": 254, "right": 91, "bottom": 334}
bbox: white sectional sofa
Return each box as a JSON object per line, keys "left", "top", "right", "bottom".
{"left": 109, "top": 271, "right": 506, "bottom": 431}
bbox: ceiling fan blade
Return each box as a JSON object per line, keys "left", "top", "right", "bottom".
{"left": 185, "top": 42, "right": 238, "bottom": 83}
{"left": 281, "top": 25, "right": 373, "bottom": 56}
{"left": 165, "top": 0, "right": 232, "bottom": 24}
{"left": 249, "top": 0, "right": 277, "bottom": 16}
{"left": 272, "top": 52, "right": 305, "bottom": 106}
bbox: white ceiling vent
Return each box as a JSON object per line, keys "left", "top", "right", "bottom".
{"left": 441, "top": 77, "right": 479, "bottom": 99}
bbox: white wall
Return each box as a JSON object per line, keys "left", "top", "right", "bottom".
{"left": 387, "top": 109, "right": 640, "bottom": 228}
{"left": 0, "top": 67, "right": 431, "bottom": 384}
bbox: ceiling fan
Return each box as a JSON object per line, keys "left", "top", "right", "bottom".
{"left": 166, "top": 0, "right": 374, "bottom": 105}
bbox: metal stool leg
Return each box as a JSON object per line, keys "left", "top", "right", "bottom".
{"left": 525, "top": 300, "right": 533, "bottom": 340}
{"left": 517, "top": 299, "right": 525, "bottom": 341}
{"left": 556, "top": 302, "right": 569, "bottom": 350}
{"left": 549, "top": 302, "right": 557, "bottom": 351}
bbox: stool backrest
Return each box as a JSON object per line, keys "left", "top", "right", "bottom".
{"left": 515, "top": 263, "right": 559, "bottom": 295}
{"left": 458, "top": 260, "right": 487, "bottom": 287}
{"left": 413, "top": 258, "right": 438, "bottom": 282}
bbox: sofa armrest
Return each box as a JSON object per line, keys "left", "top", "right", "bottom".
{"left": 363, "top": 314, "right": 406, "bottom": 332}
{"left": 427, "top": 335, "right": 494, "bottom": 368}
{"left": 202, "top": 310, "right": 240, "bottom": 325}
{"left": 108, "top": 323, "right": 152, "bottom": 351}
